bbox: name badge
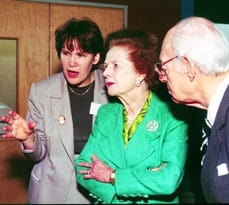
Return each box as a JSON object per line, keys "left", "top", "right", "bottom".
{"left": 89, "top": 102, "right": 102, "bottom": 115}
{"left": 217, "top": 163, "right": 229, "bottom": 176}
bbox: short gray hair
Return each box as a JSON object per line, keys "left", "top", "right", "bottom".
{"left": 171, "top": 16, "right": 229, "bottom": 75}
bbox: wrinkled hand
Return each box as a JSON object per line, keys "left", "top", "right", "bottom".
{"left": 78, "top": 154, "right": 114, "bottom": 183}
{"left": 1, "top": 110, "right": 36, "bottom": 140}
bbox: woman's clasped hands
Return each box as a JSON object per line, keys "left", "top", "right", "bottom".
{"left": 77, "top": 154, "right": 114, "bottom": 184}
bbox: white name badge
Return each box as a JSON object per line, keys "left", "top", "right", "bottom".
{"left": 217, "top": 163, "right": 229, "bottom": 176}
{"left": 89, "top": 102, "right": 102, "bottom": 115}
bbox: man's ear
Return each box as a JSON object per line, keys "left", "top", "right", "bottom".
{"left": 182, "top": 56, "right": 196, "bottom": 81}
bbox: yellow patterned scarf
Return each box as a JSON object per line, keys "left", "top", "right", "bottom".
{"left": 123, "top": 92, "right": 152, "bottom": 146}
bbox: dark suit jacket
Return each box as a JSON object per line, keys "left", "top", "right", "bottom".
{"left": 201, "top": 85, "right": 229, "bottom": 203}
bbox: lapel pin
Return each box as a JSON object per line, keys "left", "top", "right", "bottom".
{"left": 146, "top": 120, "right": 158, "bottom": 132}
{"left": 58, "top": 115, "right": 66, "bottom": 125}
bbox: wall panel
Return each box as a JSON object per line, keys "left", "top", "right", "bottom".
{"left": 0, "top": 0, "right": 50, "bottom": 117}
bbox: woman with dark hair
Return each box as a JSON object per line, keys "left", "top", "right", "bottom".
{"left": 1, "top": 17, "right": 109, "bottom": 203}
{"left": 75, "top": 28, "right": 188, "bottom": 204}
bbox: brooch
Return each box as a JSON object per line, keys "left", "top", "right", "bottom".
{"left": 58, "top": 115, "right": 66, "bottom": 125}
{"left": 146, "top": 120, "right": 158, "bottom": 132}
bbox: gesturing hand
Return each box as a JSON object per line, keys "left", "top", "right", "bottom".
{"left": 1, "top": 110, "right": 36, "bottom": 140}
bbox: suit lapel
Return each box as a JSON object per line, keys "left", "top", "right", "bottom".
{"left": 211, "top": 86, "right": 229, "bottom": 143}
{"left": 123, "top": 97, "right": 161, "bottom": 167}
{"left": 203, "top": 86, "right": 229, "bottom": 169}
{"left": 97, "top": 95, "right": 161, "bottom": 168}
{"left": 98, "top": 104, "right": 126, "bottom": 167}
{"left": 45, "top": 73, "right": 75, "bottom": 163}
{"left": 214, "top": 86, "right": 229, "bottom": 132}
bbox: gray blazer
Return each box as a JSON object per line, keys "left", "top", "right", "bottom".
{"left": 21, "top": 70, "right": 109, "bottom": 204}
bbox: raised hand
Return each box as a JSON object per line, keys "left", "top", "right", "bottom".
{"left": 1, "top": 110, "right": 36, "bottom": 141}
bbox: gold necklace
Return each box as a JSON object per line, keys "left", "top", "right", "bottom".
{"left": 68, "top": 82, "right": 93, "bottom": 96}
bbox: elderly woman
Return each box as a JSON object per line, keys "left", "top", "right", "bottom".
{"left": 75, "top": 28, "right": 188, "bottom": 204}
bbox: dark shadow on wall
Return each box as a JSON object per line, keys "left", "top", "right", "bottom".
{"left": 7, "top": 155, "right": 34, "bottom": 188}
{"left": 0, "top": 139, "right": 34, "bottom": 203}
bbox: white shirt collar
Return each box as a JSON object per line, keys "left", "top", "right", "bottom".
{"left": 207, "top": 74, "right": 229, "bottom": 126}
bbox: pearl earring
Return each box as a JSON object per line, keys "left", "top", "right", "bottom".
{"left": 136, "top": 79, "right": 141, "bottom": 87}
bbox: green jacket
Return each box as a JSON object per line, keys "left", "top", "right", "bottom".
{"left": 75, "top": 92, "right": 188, "bottom": 204}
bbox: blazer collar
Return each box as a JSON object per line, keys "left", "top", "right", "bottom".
{"left": 43, "top": 72, "right": 66, "bottom": 98}
{"left": 44, "top": 73, "right": 75, "bottom": 162}
{"left": 211, "top": 86, "right": 229, "bottom": 144}
{"left": 98, "top": 94, "right": 161, "bottom": 167}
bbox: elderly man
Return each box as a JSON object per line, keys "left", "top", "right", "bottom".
{"left": 156, "top": 16, "right": 229, "bottom": 203}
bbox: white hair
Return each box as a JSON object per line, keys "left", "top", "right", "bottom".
{"left": 171, "top": 16, "right": 229, "bottom": 74}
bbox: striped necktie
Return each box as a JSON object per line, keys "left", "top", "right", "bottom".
{"left": 200, "top": 117, "right": 212, "bottom": 166}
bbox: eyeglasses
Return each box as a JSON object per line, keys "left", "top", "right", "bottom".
{"left": 155, "top": 56, "right": 178, "bottom": 74}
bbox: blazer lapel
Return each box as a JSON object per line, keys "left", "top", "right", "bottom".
{"left": 97, "top": 97, "right": 161, "bottom": 168}
{"left": 124, "top": 97, "right": 161, "bottom": 167}
{"left": 98, "top": 104, "right": 126, "bottom": 167}
{"left": 45, "top": 73, "right": 75, "bottom": 163}
{"left": 209, "top": 86, "right": 229, "bottom": 163}
{"left": 214, "top": 86, "right": 229, "bottom": 132}
{"left": 92, "top": 70, "right": 109, "bottom": 125}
